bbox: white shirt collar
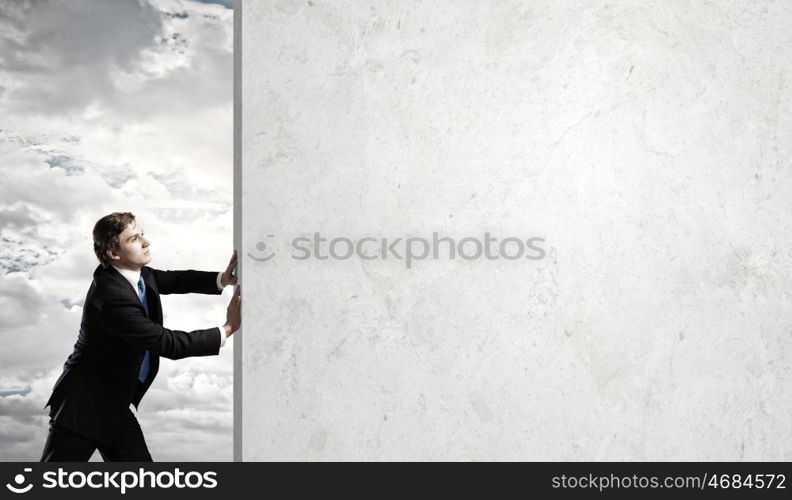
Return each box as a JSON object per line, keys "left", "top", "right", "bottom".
{"left": 112, "top": 265, "right": 142, "bottom": 291}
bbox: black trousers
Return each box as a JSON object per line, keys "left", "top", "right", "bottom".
{"left": 40, "top": 408, "right": 152, "bottom": 462}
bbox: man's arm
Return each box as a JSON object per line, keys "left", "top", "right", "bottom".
{"left": 147, "top": 267, "right": 222, "bottom": 295}
{"left": 100, "top": 292, "right": 221, "bottom": 360}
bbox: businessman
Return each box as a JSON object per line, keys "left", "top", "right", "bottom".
{"left": 40, "top": 211, "right": 241, "bottom": 461}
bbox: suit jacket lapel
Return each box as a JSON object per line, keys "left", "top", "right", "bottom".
{"left": 103, "top": 266, "right": 161, "bottom": 324}
{"left": 97, "top": 266, "right": 162, "bottom": 400}
{"left": 139, "top": 269, "right": 161, "bottom": 392}
{"left": 141, "top": 267, "right": 162, "bottom": 324}
{"left": 105, "top": 265, "right": 143, "bottom": 308}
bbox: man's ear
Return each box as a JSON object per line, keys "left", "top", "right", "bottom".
{"left": 106, "top": 248, "right": 120, "bottom": 261}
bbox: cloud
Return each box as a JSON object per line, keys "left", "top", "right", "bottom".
{"left": 0, "top": 202, "right": 61, "bottom": 274}
{"left": 0, "top": 0, "right": 164, "bottom": 115}
{"left": 0, "top": 204, "right": 37, "bottom": 229}
{"left": 44, "top": 154, "right": 84, "bottom": 176}
{"left": 194, "top": 0, "right": 234, "bottom": 9}
{"left": 131, "top": 364, "right": 234, "bottom": 461}
{"left": 0, "top": 394, "right": 41, "bottom": 423}
{"left": 0, "top": 274, "right": 45, "bottom": 329}
{"left": 0, "top": 387, "right": 32, "bottom": 397}
{"left": 0, "top": 0, "right": 234, "bottom": 461}
{"left": 0, "top": 369, "right": 61, "bottom": 459}
{"left": 0, "top": 0, "right": 233, "bottom": 124}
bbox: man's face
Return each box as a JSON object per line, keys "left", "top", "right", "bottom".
{"left": 107, "top": 220, "right": 151, "bottom": 270}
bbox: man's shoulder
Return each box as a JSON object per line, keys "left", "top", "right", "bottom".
{"left": 92, "top": 264, "right": 117, "bottom": 285}
{"left": 140, "top": 266, "right": 164, "bottom": 285}
{"left": 140, "top": 265, "right": 159, "bottom": 276}
{"left": 91, "top": 266, "right": 132, "bottom": 300}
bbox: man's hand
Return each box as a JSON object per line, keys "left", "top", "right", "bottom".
{"left": 224, "top": 285, "right": 241, "bottom": 337}
{"left": 220, "top": 250, "right": 238, "bottom": 288}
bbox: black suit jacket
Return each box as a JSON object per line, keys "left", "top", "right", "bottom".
{"left": 44, "top": 264, "right": 222, "bottom": 444}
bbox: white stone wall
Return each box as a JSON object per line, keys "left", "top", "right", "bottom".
{"left": 236, "top": 0, "right": 792, "bottom": 460}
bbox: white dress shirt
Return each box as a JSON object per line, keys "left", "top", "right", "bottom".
{"left": 112, "top": 266, "right": 228, "bottom": 348}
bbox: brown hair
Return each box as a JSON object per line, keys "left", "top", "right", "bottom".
{"left": 93, "top": 212, "right": 136, "bottom": 267}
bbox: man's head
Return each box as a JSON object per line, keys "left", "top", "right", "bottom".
{"left": 93, "top": 212, "right": 151, "bottom": 270}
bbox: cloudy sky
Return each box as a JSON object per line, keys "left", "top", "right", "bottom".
{"left": 0, "top": 0, "right": 234, "bottom": 461}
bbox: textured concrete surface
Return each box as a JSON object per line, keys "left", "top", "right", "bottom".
{"left": 236, "top": 0, "right": 792, "bottom": 460}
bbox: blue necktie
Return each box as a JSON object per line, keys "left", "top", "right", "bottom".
{"left": 137, "top": 276, "right": 150, "bottom": 383}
